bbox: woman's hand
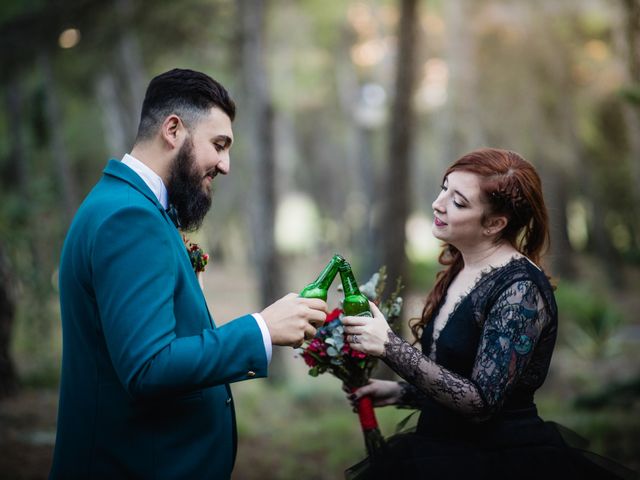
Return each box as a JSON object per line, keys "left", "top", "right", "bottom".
{"left": 343, "top": 379, "right": 403, "bottom": 408}
{"left": 341, "top": 301, "right": 390, "bottom": 357}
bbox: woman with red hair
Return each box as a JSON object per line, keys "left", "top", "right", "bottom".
{"left": 342, "top": 149, "right": 634, "bottom": 479}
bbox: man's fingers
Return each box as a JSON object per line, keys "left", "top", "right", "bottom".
{"left": 308, "top": 312, "right": 325, "bottom": 327}
{"left": 284, "top": 292, "right": 299, "bottom": 300}
{"left": 304, "top": 323, "right": 317, "bottom": 340}
{"left": 299, "top": 297, "right": 328, "bottom": 312}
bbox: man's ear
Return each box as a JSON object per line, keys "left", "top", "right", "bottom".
{"left": 160, "top": 114, "right": 184, "bottom": 149}
{"left": 484, "top": 215, "right": 508, "bottom": 236}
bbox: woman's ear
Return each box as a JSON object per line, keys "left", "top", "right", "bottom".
{"left": 484, "top": 215, "right": 508, "bottom": 236}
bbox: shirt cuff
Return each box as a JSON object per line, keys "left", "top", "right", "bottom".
{"left": 252, "top": 313, "right": 272, "bottom": 365}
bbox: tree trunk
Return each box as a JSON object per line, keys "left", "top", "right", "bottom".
{"left": 621, "top": 0, "right": 640, "bottom": 251}
{"left": 237, "top": 0, "right": 285, "bottom": 382}
{"left": 0, "top": 78, "right": 25, "bottom": 400}
{"left": 0, "top": 242, "right": 18, "bottom": 399}
{"left": 582, "top": 148, "right": 623, "bottom": 286}
{"left": 382, "top": 0, "right": 420, "bottom": 296}
{"left": 543, "top": 165, "right": 575, "bottom": 278}
{"left": 543, "top": 46, "right": 578, "bottom": 279}
{"left": 356, "top": 126, "right": 380, "bottom": 277}
{"left": 40, "top": 52, "right": 78, "bottom": 223}
{"left": 115, "top": 0, "right": 146, "bottom": 141}
{"left": 443, "top": 0, "right": 484, "bottom": 156}
{"left": 4, "top": 78, "right": 29, "bottom": 191}
{"left": 334, "top": 26, "right": 382, "bottom": 277}
{"left": 95, "top": 72, "right": 129, "bottom": 155}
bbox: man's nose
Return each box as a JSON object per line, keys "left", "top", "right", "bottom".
{"left": 216, "top": 154, "right": 230, "bottom": 175}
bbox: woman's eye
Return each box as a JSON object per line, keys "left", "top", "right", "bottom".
{"left": 440, "top": 184, "right": 447, "bottom": 191}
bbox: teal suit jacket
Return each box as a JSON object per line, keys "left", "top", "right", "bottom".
{"left": 50, "top": 160, "right": 268, "bottom": 479}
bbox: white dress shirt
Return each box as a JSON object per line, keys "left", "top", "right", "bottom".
{"left": 120, "top": 154, "right": 272, "bottom": 364}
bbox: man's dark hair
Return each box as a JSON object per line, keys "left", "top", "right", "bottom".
{"left": 135, "top": 68, "right": 236, "bottom": 142}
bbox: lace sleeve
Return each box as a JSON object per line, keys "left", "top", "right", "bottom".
{"left": 470, "top": 280, "right": 548, "bottom": 415}
{"left": 382, "top": 280, "right": 548, "bottom": 420}
{"left": 382, "top": 334, "right": 486, "bottom": 417}
{"left": 397, "top": 381, "right": 428, "bottom": 409}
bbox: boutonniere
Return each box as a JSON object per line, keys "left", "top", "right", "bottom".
{"left": 182, "top": 235, "right": 209, "bottom": 273}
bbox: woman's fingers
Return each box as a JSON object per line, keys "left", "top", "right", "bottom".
{"left": 369, "top": 301, "right": 384, "bottom": 318}
{"left": 342, "top": 325, "right": 365, "bottom": 335}
{"left": 340, "top": 315, "right": 367, "bottom": 327}
{"left": 344, "top": 380, "right": 377, "bottom": 408}
{"left": 351, "top": 382, "right": 375, "bottom": 400}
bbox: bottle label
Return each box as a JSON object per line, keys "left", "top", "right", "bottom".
{"left": 356, "top": 311, "right": 373, "bottom": 318}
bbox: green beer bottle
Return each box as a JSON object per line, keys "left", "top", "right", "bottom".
{"left": 299, "top": 254, "right": 344, "bottom": 301}
{"left": 339, "top": 260, "right": 372, "bottom": 317}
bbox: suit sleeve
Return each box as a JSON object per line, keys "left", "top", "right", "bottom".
{"left": 92, "top": 205, "right": 268, "bottom": 399}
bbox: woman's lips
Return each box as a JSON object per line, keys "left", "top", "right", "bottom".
{"left": 434, "top": 216, "right": 447, "bottom": 227}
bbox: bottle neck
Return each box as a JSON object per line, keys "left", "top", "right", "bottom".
{"left": 313, "top": 257, "right": 341, "bottom": 290}
{"left": 340, "top": 269, "right": 361, "bottom": 296}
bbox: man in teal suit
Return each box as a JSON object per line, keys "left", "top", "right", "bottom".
{"left": 50, "top": 69, "right": 327, "bottom": 479}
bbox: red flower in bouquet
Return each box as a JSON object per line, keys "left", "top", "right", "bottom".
{"left": 324, "top": 308, "right": 342, "bottom": 324}
{"left": 342, "top": 343, "right": 366, "bottom": 359}
{"left": 302, "top": 337, "right": 326, "bottom": 367}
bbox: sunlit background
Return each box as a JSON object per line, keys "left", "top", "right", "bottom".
{"left": 0, "top": 0, "right": 639, "bottom": 478}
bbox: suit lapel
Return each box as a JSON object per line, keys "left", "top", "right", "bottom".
{"left": 103, "top": 159, "right": 215, "bottom": 329}
{"left": 103, "top": 159, "right": 177, "bottom": 228}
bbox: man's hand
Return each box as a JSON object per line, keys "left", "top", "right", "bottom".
{"left": 260, "top": 293, "right": 328, "bottom": 347}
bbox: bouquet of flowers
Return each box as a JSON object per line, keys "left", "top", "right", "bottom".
{"left": 298, "top": 266, "right": 403, "bottom": 457}
{"left": 183, "top": 235, "right": 209, "bottom": 273}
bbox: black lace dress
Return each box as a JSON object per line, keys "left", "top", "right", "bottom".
{"left": 350, "top": 257, "right": 636, "bottom": 480}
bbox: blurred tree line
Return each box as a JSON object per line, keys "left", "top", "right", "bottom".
{"left": 0, "top": 0, "right": 639, "bottom": 395}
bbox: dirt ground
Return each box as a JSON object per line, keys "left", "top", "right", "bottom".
{"left": 0, "top": 389, "right": 57, "bottom": 480}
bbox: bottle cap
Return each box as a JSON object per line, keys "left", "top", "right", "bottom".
{"left": 338, "top": 260, "right": 351, "bottom": 272}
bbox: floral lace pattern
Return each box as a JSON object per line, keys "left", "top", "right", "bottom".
{"left": 391, "top": 258, "right": 557, "bottom": 419}
{"left": 398, "top": 381, "right": 428, "bottom": 409}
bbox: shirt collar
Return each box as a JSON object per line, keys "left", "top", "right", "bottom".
{"left": 121, "top": 153, "right": 169, "bottom": 209}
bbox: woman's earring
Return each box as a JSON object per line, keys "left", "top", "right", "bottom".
{"left": 485, "top": 229, "right": 491, "bottom": 235}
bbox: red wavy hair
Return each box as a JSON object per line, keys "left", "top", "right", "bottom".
{"left": 410, "top": 148, "right": 551, "bottom": 340}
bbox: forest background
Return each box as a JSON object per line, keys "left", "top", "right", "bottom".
{"left": 1, "top": 0, "right": 639, "bottom": 478}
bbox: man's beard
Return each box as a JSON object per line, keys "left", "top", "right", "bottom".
{"left": 166, "top": 138, "right": 212, "bottom": 232}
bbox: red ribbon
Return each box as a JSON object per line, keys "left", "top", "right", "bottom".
{"left": 353, "top": 391, "right": 379, "bottom": 431}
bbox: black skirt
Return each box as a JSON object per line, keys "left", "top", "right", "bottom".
{"left": 346, "top": 406, "right": 637, "bottom": 480}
